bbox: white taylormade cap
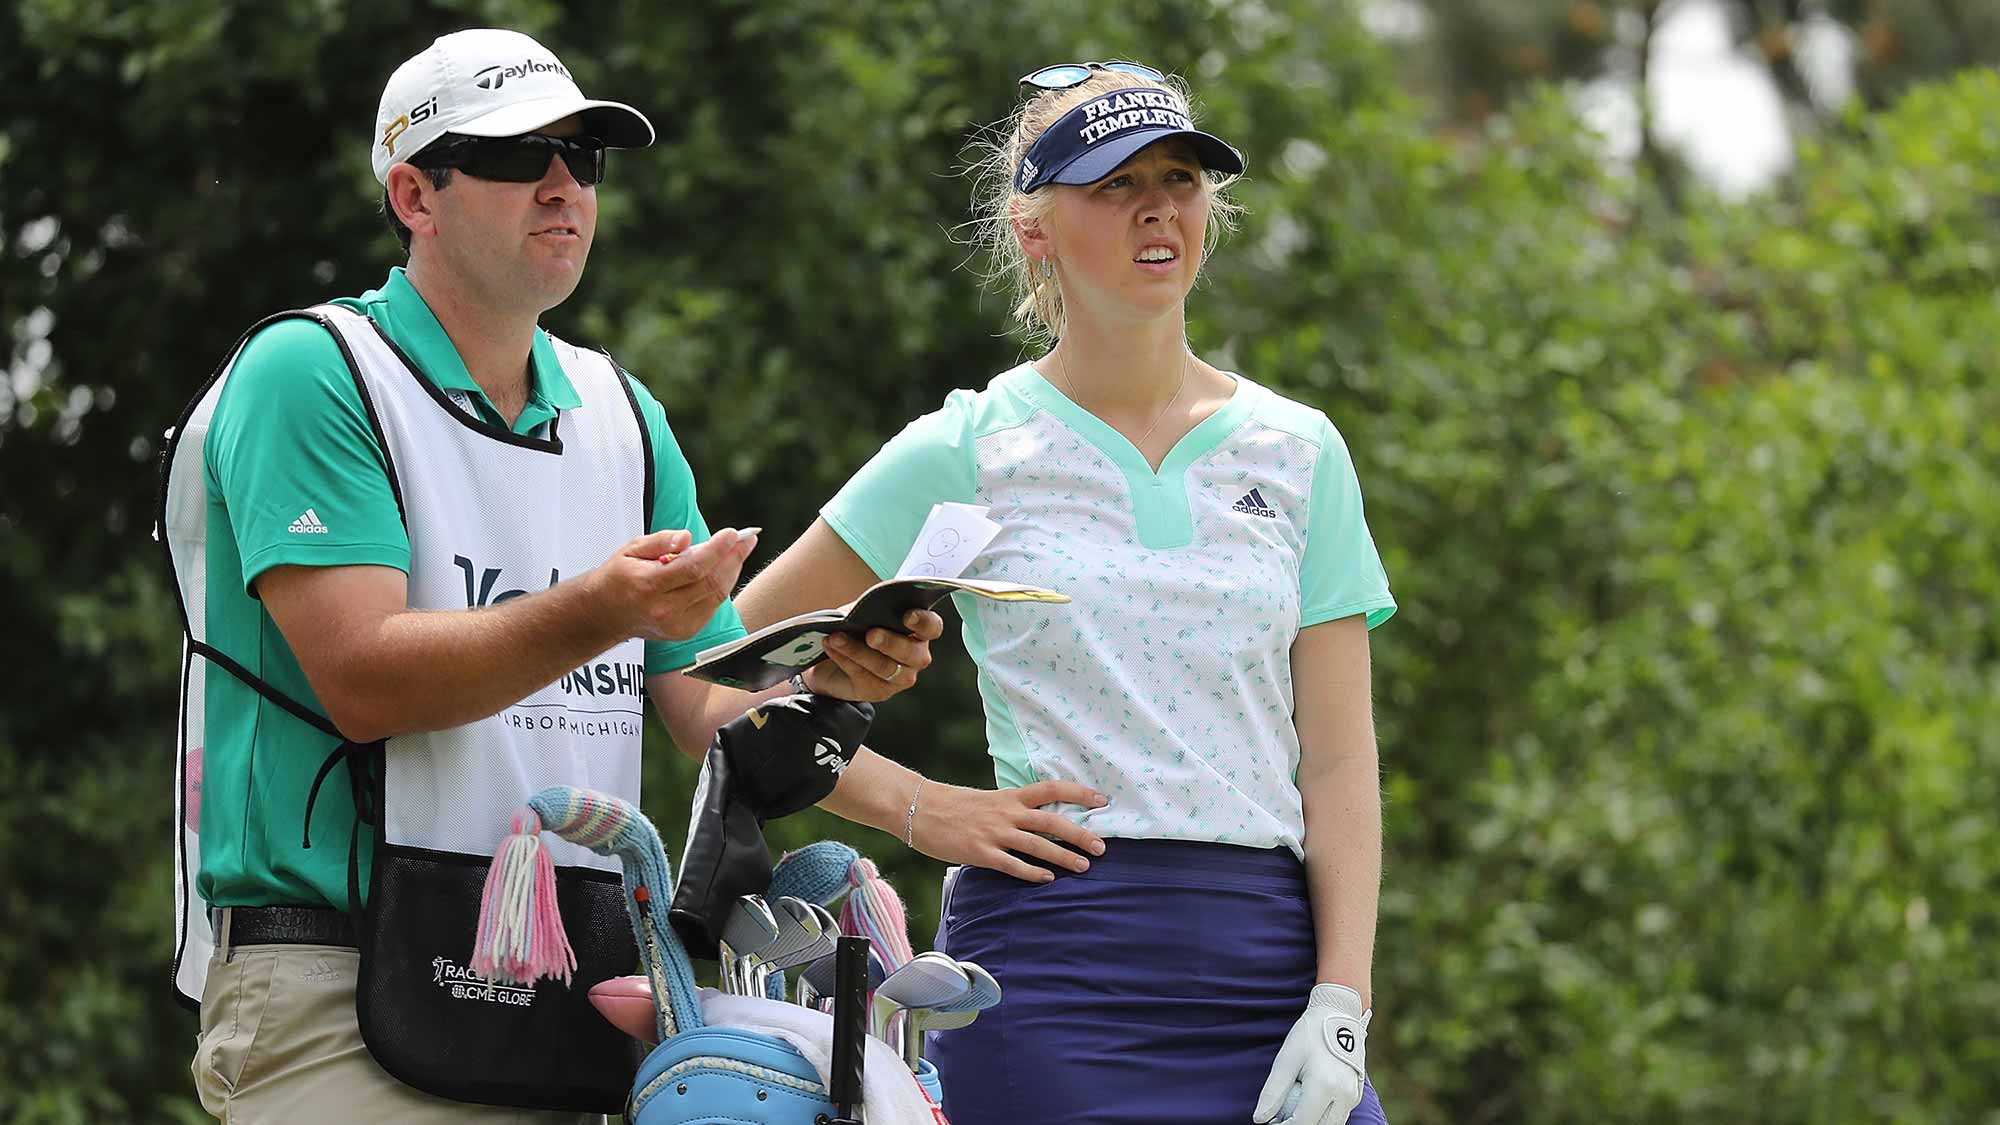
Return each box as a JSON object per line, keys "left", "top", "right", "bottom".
{"left": 371, "top": 28, "right": 655, "bottom": 184}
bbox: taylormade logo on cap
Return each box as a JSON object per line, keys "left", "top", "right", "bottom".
{"left": 473, "top": 58, "right": 571, "bottom": 90}
{"left": 370, "top": 28, "right": 654, "bottom": 184}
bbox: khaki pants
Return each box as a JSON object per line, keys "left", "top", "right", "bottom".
{"left": 191, "top": 911, "right": 603, "bottom": 1123}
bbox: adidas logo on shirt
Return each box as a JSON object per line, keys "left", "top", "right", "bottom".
{"left": 287, "top": 508, "right": 331, "bottom": 535}
{"left": 1231, "top": 488, "right": 1279, "bottom": 519}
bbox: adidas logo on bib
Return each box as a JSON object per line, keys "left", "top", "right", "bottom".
{"left": 1231, "top": 488, "right": 1278, "bottom": 519}
{"left": 287, "top": 508, "right": 330, "bottom": 535}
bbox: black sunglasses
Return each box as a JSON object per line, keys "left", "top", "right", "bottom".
{"left": 416, "top": 134, "right": 607, "bottom": 186}
{"left": 1018, "top": 60, "right": 1167, "bottom": 91}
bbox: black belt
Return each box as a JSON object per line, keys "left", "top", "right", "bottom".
{"left": 228, "top": 904, "right": 358, "bottom": 948}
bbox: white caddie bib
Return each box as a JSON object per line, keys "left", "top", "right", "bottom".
{"left": 322, "top": 304, "right": 648, "bottom": 874}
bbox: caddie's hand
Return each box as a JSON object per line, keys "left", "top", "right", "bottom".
{"left": 1252, "top": 983, "right": 1370, "bottom": 1125}
{"left": 908, "top": 780, "right": 1108, "bottom": 883}
{"left": 591, "top": 527, "right": 757, "bottom": 643}
{"left": 802, "top": 609, "right": 943, "bottom": 703}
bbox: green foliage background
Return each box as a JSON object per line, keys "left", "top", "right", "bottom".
{"left": 3, "top": 1, "right": 1995, "bottom": 1121}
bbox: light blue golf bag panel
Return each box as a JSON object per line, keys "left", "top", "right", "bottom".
{"left": 628, "top": 1028, "right": 944, "bottom": 1122}
{"left": 630, "top": 1028, "right": 833, "bottom": 1122}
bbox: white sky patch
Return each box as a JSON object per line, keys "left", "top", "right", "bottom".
{"left": 1649, "top": 0, "right": 1794, "bottom": 196}
{"left": 1572, "top": 0, "right": 1805, "bottom": 197}
{"left": 1360, "top": 0, "right": 1428, "bottom": 42}
{"left": 4, "top": 306, "right": 56, "bottom": 426}
{"left": 1364, "top": 0, "right": 1855, "bottom": 198}
{"left": 1575, "top": 74, "right": 1644, "bottom": 166}
{"left": 1795, "top": 11, "right": 1857, "bottom": 108}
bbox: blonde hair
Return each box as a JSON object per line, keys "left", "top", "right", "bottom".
{"left": 964, "top": 69, "right": 1244, "bottom": 346}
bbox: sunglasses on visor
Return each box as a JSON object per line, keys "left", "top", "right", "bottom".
{"left": 1018, "top": 60, "right": 1167, "bottom": 91}
{"left": 415, "top": 134, "right": 607, "bottom": 186}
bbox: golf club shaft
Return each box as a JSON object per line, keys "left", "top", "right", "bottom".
{"left": 829, "top": 934, "right": 869, "bottom": 1123}
{"left": 718, "top": 941, "right": 738, "bottom": 996}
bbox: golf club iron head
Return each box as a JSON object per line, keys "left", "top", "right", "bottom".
{"left": 872, "top": 954, "right": 970, "bottom": 1044}
{"left": 762, "top": 899, "right": 839, "bottom": 1000}
{"left": 799, "top": 942, "right": 885, "bottom": 1009}
{"left": 909, "top": 959, "right": 1003, "bottom": 1061}
{"left": 750, "top": 896, "right": 827, "bottom": 997}
{"left": 719, "top": 894, "right": 780, "bottom": 995}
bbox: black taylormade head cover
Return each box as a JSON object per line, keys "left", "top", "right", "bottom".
{"left": 668, "top": 745, "right": 770, "bottom": 960}
{"left": 667, "top": 694, "right": 872, "bottom": 959}
{"left": 718, "top": 694, "right": 873, "bottom": 820}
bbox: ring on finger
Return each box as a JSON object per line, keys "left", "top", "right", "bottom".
{"left": 887, "top": 662, "right": 904, "bottom": 680}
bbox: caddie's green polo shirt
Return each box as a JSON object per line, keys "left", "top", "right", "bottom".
{"left": 197, "top": 267, "right": 745, "bottom": 911}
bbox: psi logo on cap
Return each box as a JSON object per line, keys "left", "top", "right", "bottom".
{"left": 380, "top": 95, "right": 439, "bottom": 156}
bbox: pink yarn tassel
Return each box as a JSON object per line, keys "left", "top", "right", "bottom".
{"left": 838, "top": 857, "right": 915, "bottom": 970}
{"left": 470, "top": 807, "right": 577, "bottom": 987}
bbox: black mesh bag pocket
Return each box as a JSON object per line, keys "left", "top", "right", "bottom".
{"left": 356, "top": 842, "right": 643, "bottom": 1112}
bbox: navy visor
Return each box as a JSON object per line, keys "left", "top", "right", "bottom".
{"left": 1016, "top": 87, "right": 1244, "bottom": 193}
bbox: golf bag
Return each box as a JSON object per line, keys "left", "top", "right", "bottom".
{"left": 627, "top": 1027, "right": 943, "bottom": 1123}
{"left": 628, "top": 1026, "right": 839, "bottom": 1123}
{"left": 475, "top": 785, "right": 944, "bottom": 1124}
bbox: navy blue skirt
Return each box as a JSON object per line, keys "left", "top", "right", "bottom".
{"left": 929, "top": 838, "right": 1387, "bottom": 1125}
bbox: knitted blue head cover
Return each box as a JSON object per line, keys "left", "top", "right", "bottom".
{"left": 761, "top": 841, "right": 861, "bottom": 999}
{"left": 768, "top": 840, "right": 860, "bottom": 906}
{"left": 527, "top": 786, "right": 705, "bottom": 1040}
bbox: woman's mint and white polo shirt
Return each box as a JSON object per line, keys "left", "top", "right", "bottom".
{"left": 823, "top": 364, "right": 1394, "bottom": 858}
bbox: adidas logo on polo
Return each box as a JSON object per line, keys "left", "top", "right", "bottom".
{"left": 287, "top": 508, "right": 330, "bottom": 535}
{"left": 1232, "top": 488, "right": 1279, "bottom": 519}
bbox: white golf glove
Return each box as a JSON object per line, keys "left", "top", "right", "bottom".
{"left": 1252, "top": 983, "right": 1369, "bottom": 1125}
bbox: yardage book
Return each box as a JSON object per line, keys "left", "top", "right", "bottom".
{"left": 686, "top": 577, "right": 1069, "bottom": 690}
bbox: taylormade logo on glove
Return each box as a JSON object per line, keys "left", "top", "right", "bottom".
{"left": 1253, "top": 982, "right": 1370, "bottom": 1125}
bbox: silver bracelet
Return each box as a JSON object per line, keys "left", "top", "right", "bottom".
{"left": 789, "top": 672, "right": 809, "bottom": 695}
{"left": 903, "top": 779, "right": 924, "bottom": 848}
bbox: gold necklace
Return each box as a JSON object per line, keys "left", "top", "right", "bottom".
{"left": 1054, "top": 344, "right": 1191, "bottom": 450}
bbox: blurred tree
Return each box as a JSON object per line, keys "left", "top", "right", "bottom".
{"left": 1394, "top": 0, "right": 2000, "bottom": 198}
{"left": 1215, "top": 60, "right": 2000, "bottom": 1118}
{"left": 1403, "top": 0, "right": 2000, "bottom": 118}
{"left": 2, "top": 0, "right": 1996, "bottom": 1120}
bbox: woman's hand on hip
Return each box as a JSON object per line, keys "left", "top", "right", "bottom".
{"left": 910, "top": 780, "right": 1108, "bottom": 883}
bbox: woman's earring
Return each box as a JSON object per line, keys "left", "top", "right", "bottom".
{"left": 1040, "top": 257, "right": 1055, "bottom": 279}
